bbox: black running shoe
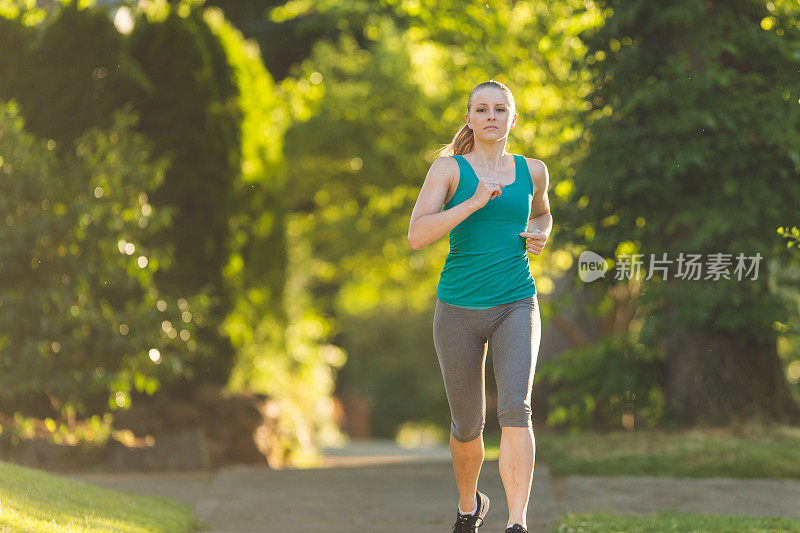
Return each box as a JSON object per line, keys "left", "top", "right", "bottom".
{"left": 504, "top": 524, "right": 527, "bottom": 533}
{"left": 451, "top": 490, "right": 489, "bottom": 532}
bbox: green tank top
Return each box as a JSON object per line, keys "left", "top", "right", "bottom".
{"left": 436, "top": 153, "right": 537, "bottom": 308}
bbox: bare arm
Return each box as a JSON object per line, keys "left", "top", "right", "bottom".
{"left": 408, "top": 157, "right": 477, "bottom": 250}
{"left": 519, "top": 158, "right": 552, "bottom": 255}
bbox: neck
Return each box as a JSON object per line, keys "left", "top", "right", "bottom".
{"left": 468, "top": 141, "right": 510, "bottom": 169}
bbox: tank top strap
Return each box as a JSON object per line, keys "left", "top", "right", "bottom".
{"left": 453, "top": 154, "right": 476, "bottom": 179}
{"left": 513, "top": 154, "right": 534, "bottom": 195}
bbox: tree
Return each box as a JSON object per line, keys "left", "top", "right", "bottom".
{"left": 126, "top": 4, "right": 243, "bottom": 384}
{"left": 1, "top": 2, "right": 345, "bottom": 464}
{"left": 0, "top": 101, "right": 209, "bottom": 421}
{"left": 562, "top": 0, "right": 800, "bottom": 425}
{"left": 204, "top": 7, "right": 347, "bottom": 464}
{"left": 0, "top": 1, "right": 242, "bottom": 386}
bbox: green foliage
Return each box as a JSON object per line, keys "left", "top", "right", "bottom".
{"left": 0, "top": 2, "right": 148, "bottom": 146}
{"left": 779, "top": 226, "right": 800, "bottom": 251}
{"left": 0, "top": 411, "right": 114, "bottom": 448}
{"left": 538, "top": 332, "right": 666, "bottom": 430}
{"left": 0, "top": 1, "right": 345, "bottom": 465}
{"left": 204, "top": 7, "right": 346, "bottom": 464}
{"left": 0, "top": 101, "right": 210, "bottom": 420}
{"left": 204, "top": 5, "right": 290, "bottom": 330}
{"left": 0, "top": 15, "right": 35, "bottom": 100}
{"left": 562, "top": 0, "right": 800, "bottom": 344}
{"left": 0, "top": 1, "right": 346, "bottom": 464}
{"left": 774, "top": 225, "right": 800, "bottom": 405}
{"left": 0, "top": 0, "right": 46, "bottom": 25}
{"left": 126, "top": 4, "right": 243, "bottom": 383}
{"left": 336, "top": 308, "right": 450, "bottom": 438}
{"left": 206, "top": 0, "right": 364, "bottom": 81}
{"left": 0, "top": 1, "right": 241, "bottom": 385}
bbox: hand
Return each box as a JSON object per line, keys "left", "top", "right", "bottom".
{"left": 519, "top": 229, "right": 547, "bottom": 255}
{"left": 469, "top": 178, "right": 504, "bottom": 210}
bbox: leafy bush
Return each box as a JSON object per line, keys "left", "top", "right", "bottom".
{"left": 336, "top": 307, "right": 450, "bottom": 439}
{"left": 0, "top": 3, "right": 345, "bottom": 465}
{"left": 778, "top": 226, "right": 800, "bottom": 251}
{"left": 0, "top": 100, "right": 211, "bottom": 421}
{"left": 0, "top": 2, "right": 147, "bottom": 147}
{"left": 0, "top": 2, "right": 243, "bottom": 387}
{"left": 537, "top": 331, "right": 667, "bottom": 431}
{"left": 204, "top": 8, "right": 347, "bottom": 466}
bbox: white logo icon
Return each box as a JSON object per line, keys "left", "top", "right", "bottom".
{"left": 579, "top": 251, "right": 608, "bottom": 282}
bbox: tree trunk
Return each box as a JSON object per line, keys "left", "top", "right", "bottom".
{"left": 663, "top": 325, "right": 800, "bottom": 426}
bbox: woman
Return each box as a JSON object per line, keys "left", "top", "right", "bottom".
{"left": 407, "top": 80, "right": 551, "bottom": 533}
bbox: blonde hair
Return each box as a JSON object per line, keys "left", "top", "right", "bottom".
{"left": 436, "top": 80, "right": 516, "bottom": 158}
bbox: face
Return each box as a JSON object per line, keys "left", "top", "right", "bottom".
{"left": 465, "top": 87, "right": 517, "bottom": 141}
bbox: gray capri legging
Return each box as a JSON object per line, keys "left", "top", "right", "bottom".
{"left": 433, "top": 295, "right": 541, "bottom": 443}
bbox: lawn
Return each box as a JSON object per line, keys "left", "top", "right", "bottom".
{"left": 552, "top": 510, "right": 800, "bottom": 532}
{"left": 483, "top": 423, "right": 800, "bottom": 478}
{"left": 0, "top": 459, "right": 201, "bottom": 533}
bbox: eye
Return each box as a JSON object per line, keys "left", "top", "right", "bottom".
{"left": 496, "top": 108, "right": 506, "bottom": 112}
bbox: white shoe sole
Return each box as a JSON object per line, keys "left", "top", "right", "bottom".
{"left": 476, "top": 491, "right": 490, "bottom": 521}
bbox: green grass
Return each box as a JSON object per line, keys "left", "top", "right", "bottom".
{"left": 0, "top": 459, "right": 201, "bottom": 532}
{"left": 552, "top": 511, "right": 800, "bottom": 532}
{"left": 484, "top": 423, "right": 800, "bottom": 478}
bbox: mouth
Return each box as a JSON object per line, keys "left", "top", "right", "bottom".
{"left": 485, "top": 126, "right": 498, "bottom": 130}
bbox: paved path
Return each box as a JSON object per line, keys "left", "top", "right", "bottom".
{"left": 65, "top": 439, "right": 800, "bottom": 532}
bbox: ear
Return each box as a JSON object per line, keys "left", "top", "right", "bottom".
{"left": 510, "top": 111, "right": 518, "bottom": 129}
{"left": 464, "top": 112, "right": 471, "bottom": 130}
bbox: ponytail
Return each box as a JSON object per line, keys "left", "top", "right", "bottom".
{"left": 435, "top": 124, "right": 474, "bottom": 158}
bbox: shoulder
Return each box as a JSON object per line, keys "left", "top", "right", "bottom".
{"left": 523, "top": 156, "right": 549, "bottom": 192}
{"left": 432, "top": 155, "right": 459, "bottom": 170}
{"left": 427, "top": 155, "right": 459, "bottom": 180}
